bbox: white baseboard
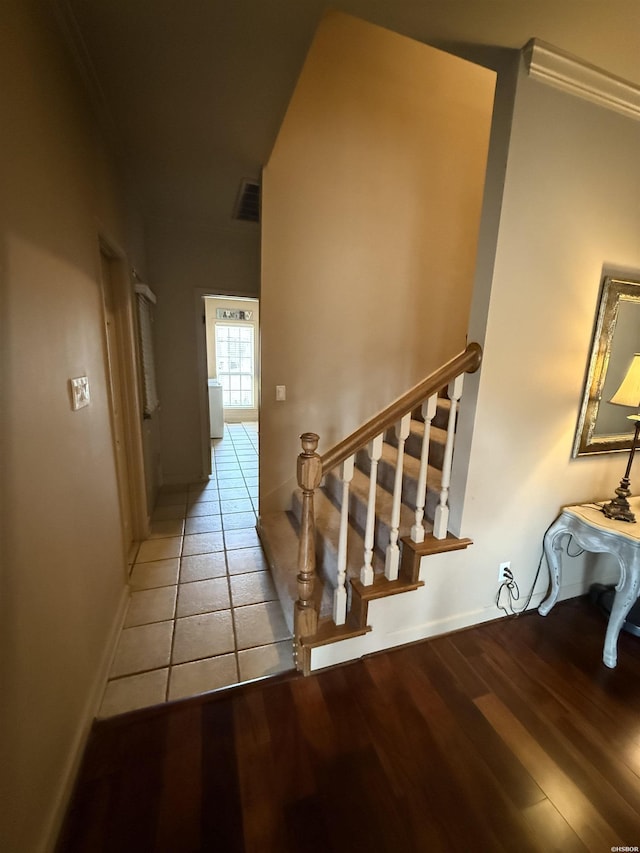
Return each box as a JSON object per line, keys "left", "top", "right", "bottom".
{"left": 41, "top": 585, "right": 130, "bottom": 853}
{"left": 309, "top": 579, "right": 608, "bottom": 673}
{"left": 309, "top": 601, "right": 496, "bottom": 671}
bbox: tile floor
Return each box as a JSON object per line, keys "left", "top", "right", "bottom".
{"left": 98, "top": 422, "right": 294, "bottom": 718}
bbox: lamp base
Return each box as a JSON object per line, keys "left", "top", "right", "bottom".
{"left": 602, "top": 480, "right": 636, "bottom": 523}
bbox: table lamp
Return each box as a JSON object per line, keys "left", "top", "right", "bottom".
{"left": 602, "top": 353, "right": 640, "bottom": 522}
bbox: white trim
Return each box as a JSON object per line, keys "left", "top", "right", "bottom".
{"left": 134, "top": 282, "right": 157, "bottom": 304}
{"left": 41, "top": 586, "right": 130, "bottom": 853}
{"left": 97, "top": 235, "right": 151, "bottom": 543}
{"left": 523, "top": 39, "right": 640, "bottom": 121}
{"left": 49, "top": 0, "right": 115, "bottom": 131}
{"left": 195, "top": 291, "right": 213, "bottom": 479}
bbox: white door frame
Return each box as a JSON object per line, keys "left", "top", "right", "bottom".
{"left": 99, "top": 235, "right": 150, "bottom": 546}
{"left": 194, "top": 289, "right": 212, "bottom": 480}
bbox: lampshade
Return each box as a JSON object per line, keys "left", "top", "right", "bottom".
{"left": 610, "top": 353, "right": 640, "bottom": 408}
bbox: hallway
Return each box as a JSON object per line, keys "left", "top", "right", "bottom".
{"left": 59, "top": 596, "right": 640, "bottom": 852}
{"left": 99, "top": 422, "right": 293, "bottom": 718}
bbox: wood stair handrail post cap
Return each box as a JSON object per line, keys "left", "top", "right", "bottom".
{"left": 298, "top": 433, "right": 322, "bottom": 491}
{"left": 300, "top": 432, "right": 320, "bottom": 455}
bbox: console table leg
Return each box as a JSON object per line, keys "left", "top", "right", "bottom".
{"left": 603, "top": 569, "right": 640, "bottom": 668}
{"left": 538, "top": 522, "right": 565, "bottom": 616}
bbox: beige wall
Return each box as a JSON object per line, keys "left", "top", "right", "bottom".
{"left": 147, "top": 223, "right": 260, "bottom": 482}
{"left": 260, "top": 11, "right": 496, "bottom": 511}
{"left": 0, "top": 1, "right": 148, "bottom": 849}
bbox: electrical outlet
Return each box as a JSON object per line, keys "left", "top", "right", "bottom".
{"left": 498, "top": 561, "right": 512, "bottom": 584}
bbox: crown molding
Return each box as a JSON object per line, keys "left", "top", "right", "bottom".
{"left": 47, "top": 0, "right": 117, "bottom": 138}
{"left": 523, "top": 39, "right": 640, "bottom": 122}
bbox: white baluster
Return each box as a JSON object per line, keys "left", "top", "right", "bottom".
{"left": 411, "top": 394, "right": 438, "bottom": 543}
{"left": 385, "top": 413, "right": 411, "bottom": 580}
{"left": 433, "top": 374, "right": 464, "bottom": 539}
{"left": 333, "top": 454, "right": 355, "bottom": 625}
{"left": 360, "top": 433, "right": 383, "bottom": 586}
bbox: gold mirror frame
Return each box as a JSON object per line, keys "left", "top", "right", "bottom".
{"left": 573, "top": 276, "right": 640, "bottom": 457}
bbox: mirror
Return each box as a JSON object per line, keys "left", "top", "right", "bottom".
{"left": 573, "top": 276, "right": 640, "bottom": 457}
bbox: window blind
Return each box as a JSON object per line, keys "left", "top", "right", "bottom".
{"left": 135, "top": 284, "right": 159, "bottom": 417}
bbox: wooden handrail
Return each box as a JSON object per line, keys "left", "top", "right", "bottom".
{"left": 320, "top": 343, "right": 482, "bottom": 474}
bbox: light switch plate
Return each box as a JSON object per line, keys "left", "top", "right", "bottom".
{"left": 70, "top": 376, "right": 90, "bottom": 410}
{"left": 276, "top": 385, "right": 286, "bottom": 401}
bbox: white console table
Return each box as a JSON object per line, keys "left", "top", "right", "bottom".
{"left": 538, "top": 497, "right": 640, "bottom": 668}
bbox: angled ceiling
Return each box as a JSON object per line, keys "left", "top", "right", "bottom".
{"left": 57, "top": 0, "right": 640, "bottom": 229}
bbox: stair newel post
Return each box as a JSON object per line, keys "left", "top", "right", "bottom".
{"left": 385, "top": 413, "right": 411, "bottom": 580}
{"left": 334, "top": 454, "right": 355, "bottom": 625}
{"left": 433, "top": 374, "right": 464, "bottom": 539}
{"left": 294, "top": 433, "right": 323, "bottom": 668}
{"left": 411, "top": 394, "right": 437, "bottom": 543}
{"left": 360, "top": 433, "right": 383, "bottom": 586}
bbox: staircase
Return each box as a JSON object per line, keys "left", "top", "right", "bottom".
{"left": 258, "top": 344, "right": 481, "bottom": 673}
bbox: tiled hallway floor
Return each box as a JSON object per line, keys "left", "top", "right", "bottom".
{"left": 98, "top": 422, "right": 294, "bottom": 718}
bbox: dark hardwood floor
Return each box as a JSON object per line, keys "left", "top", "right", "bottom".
{"left": 57, "top": 597, "right": 640, "bottom": 852}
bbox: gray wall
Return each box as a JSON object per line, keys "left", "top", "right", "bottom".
{"left": 147, "top": 222, "right": 260, "bottom": 483}
{"left": 451, "top": 57, "right": 640, "bottom": 626}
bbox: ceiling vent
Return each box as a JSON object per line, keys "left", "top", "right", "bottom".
{"left": 233, "top": 179, "right": 260, "bottom": 223}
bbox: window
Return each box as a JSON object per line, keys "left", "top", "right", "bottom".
{"left": 215, "top": 324, "right": 254, "bottom": 408}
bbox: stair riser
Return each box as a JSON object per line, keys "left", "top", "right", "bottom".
{"left": 292, "top": 480, "right": 391, "bottom": 574}
{"left": 291, "top": 490, "right": 386, "bottom": 589}
{"left": 355, "top": 450, "right": 439, "bottom": 520}
{"left": 323, "top": 471, "right": 400, "bottom": 558}
{"left": 385, "top": 429, "right": 446, "bottom": 471}
{"left": 291, "top": 491, "right": 339, "bottom": 584}
{"left": 434, "top": 403, "right": 450, "bottom": 431}
{"left": 412, "top": 399, "right": 450, "bottom": 431}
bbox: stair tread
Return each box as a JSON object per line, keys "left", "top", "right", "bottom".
{"left": 327, "top": 465, "right": 426, "bottom": 538}
{"left": 385, "top": 419, "right": 448, "bottom": 468}
{"left": 407, "top": 419, "right": 447, "bottom": 443}
{"left": 301, "top": 618, "right": 372, "bottom": 649}
{"left": 257, "top": 512, "right": 298, "bottom": 633}
{"left": 377, "top": 443, "right": 443, "bottom": 493}
{"left": 385, "top": 417, "right": 447, "bottom": 447}
{"left": 258, "top": 511, "right": 333, "bottom": 629}
{"left": 306, "top": 487, "right": 386, "bottom": 583}
{"left": 412, "top": 395, "right": 451, "bottom": 425}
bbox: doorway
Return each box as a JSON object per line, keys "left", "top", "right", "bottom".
{"left": 196, "top": 294, "right": 260, "bottom": 478}
{"left": 204, "top": 296, "right": 259, "bottom": 425}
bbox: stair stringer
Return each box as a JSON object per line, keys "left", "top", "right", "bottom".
{"left": 307, "top": 541, "right": 481, "bottom": 672}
